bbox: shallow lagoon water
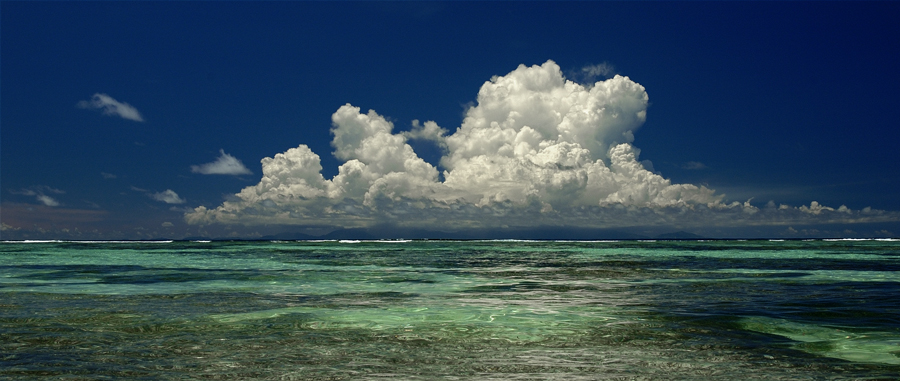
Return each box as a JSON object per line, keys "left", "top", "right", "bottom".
{"left": 1, "top": 239, "right": 898, "bottom": 379}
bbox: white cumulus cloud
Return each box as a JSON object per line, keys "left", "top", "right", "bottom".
{"left": 184, "top": 60, "right": 899, "bottom": 232}
{"left": 191, "top": 150, "right": 253, "bottom": 175}
{"left": 151, "top": 189, "right": 185, "bottom": 204}
{"left": 402, "top": 119, "right": 449, "bottom": 147}
{"left": 78, "top": 93, "right": 145, "bottom": 122}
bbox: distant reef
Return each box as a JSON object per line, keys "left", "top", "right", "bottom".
{"left": 177, "top": 227, "right": 707, "bottom": 241}
{"left": 654, "top": 231, "right": 705, "bottom": 240}
{"left": 258, "top": 227, "right": 654, "bottom": 241}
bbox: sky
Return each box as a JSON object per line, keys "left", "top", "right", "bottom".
{"left": 2, "top": 1, "right": 900, "bottom": 240}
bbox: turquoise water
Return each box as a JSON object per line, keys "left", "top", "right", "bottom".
{"left": 1, "top": 239, "right": 898, "bottom": 379}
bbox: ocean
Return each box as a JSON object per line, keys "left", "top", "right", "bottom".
{"left": 1, "top": 239, "right": 898, "bottom": 380}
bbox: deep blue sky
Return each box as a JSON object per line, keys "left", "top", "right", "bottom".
{"left": 3, "top": 2, "right": 899, "bottom": 239}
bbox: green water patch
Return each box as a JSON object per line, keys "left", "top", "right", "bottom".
{"left": 3, "top": 240, "right": 899, "bottom": 379}
{"left": 739, "top": 316, "right": 900, "bottom": 365}
{"left": 208, "top": 295, "right": 629, "bottom": 346}
{"left": 0, "top": 262, "right": 485, "bottom": 296}
{"left": 642, "top": 268, "right": 900, "bottom": 284}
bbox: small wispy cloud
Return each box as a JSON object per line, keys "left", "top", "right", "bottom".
{"left": 150, "top": 189, "right": 185, "bottom": 204}
{"left": 1, "top": 222, "right": 21, "bottom": 232}
{"left": 582, "top": 62, "right": 615, "bottom": 78}
{"left": 681, "top": 161, "right": 708, "bottom": 170}
{"left": 570, "top": 62, "right": 617, "bottom": 84}
{"left": 78, "top": 93, "right": 145, "bottom": 122}
{"left": 101, "top": 172, "right": 117, "bottom": 179}
{"left": 10, "top": 186, "right": 64, "bottom": 207}
{"left": 191, "top": 149, "right": 253, "bottom": 175}
{"left": 36, "top": 195, "right": 60, "bottom": 207}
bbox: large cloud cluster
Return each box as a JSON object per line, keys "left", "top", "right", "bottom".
{"left": 185, "top": 61, "right": 889, "bottom": 231}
